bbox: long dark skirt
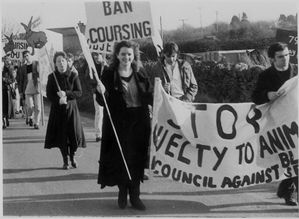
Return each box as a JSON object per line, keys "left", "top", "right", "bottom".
{"left": 98, "top": 107, "right": 151, "bottom": 188}
{"left": 45, "top": 101, "right": 86, "bottom": 151}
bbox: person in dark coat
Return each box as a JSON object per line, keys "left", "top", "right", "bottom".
{"left": 45, "top": 51, "right": 86, "bottom": 170}
{"left": 2, "top": 58, "right": 13, "bottom": 128}
{"left": 95, "top": 40, "right": 153, "bottom": 210}
{"left": 252, "top": 42, "right": 298, "bottom": 206}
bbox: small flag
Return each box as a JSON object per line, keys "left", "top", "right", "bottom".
{"left": 151, "top": 28, "right": 163, "bottom": 57}
{"left": 74, "top": 25, "right": 95, "bottom": 79}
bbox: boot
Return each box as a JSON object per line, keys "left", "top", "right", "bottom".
{"left": 29, "top": 118, "right": 33, "bottom": 126}
{"left": 70, "top": 153, "right": 78, "bottom": 168}
{"left": 284, "top": 184, "right": 298, "bottom": 206}
{"left": 117, "top": 184, "right": 128, "bottom": 209}
{"left": 3, "top": 117, "right": 7, "bottom": 129}
{"left": 61, "top": 152, "right": 69, "bottom": 170}
{"left": 129, "top": 181, "right": 146, "bottom": 210}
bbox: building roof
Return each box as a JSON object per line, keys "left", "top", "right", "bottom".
{"left": 47, "top": 27, "right": 76, "bottom": 36}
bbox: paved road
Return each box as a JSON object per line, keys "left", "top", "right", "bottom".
{"left": 2, "top": 106, "right": 299, "bottom": 217}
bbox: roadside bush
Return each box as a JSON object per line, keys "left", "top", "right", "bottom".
{"left": 143, "top": 60, "right": 265, "bottom": 103}
{"left": 77, "top": 59, "right": 266, "bottom": 116}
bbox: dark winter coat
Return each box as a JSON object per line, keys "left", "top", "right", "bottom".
{"left": 95, "top": 66, "right": 153, "bottom": 188}
{"left": 2, "top": 66, "right": 13, "bottom": 118}
{"left": 252, "top": 64, "right": 298, "bottom": 105}
{"left": 44, "top": 69, "right": 86, "bottom": 150}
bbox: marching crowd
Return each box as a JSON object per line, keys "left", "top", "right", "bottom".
{"left": 2, "top": 40, "right": 298, "bottom": 210}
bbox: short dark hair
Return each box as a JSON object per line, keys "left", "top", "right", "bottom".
{"left": 53, "top": 51, "right": 67, "bottom": 64}
{"left": 163, "top": 42, "right": 179, "bottom": 56}
{"left": 22, "top": 50, "right": 30, "bottom": 57}
{"left": 267, "top": 42, "right": 288, "bottom": 58}
{"left": 66, "top": 52, "right": 74, "bottom": 61}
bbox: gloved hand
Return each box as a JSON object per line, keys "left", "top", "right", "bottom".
{"left": 96, "top": 80, "right": 106, "bottom": 94}
{"left": 57, "top": 90, "right": 66, "bottom": 98}
{"left": 163, "top": 82, "right": 170, "bottom": 93}
{"left": 59, "top": 96, "right": 67, "bottom": 105}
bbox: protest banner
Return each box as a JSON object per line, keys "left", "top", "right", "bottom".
{"left": 4, "top": 39, "right": 28, "bottom": 61}
{"left": 38, "top": 46, "right": 55, "bottom": 97}
{"left": 150, "top": 77, "right": 298, "bottom": 190}
{"left": 276, "top": 28, "right": 297, "bottom": 64}
{"left": 85, "top": 1, "right": 154, "bottom": 53}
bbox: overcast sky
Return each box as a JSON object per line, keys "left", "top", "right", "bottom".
{"left": 2, "top": 0, "right": 298, "bottom": 32}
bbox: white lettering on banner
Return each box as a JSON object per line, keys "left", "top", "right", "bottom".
{"left": 85, "top": 1, "right": 154, "bottom": 53}
{"left": 150, "top": 77, "right": 298, "bottom": 190}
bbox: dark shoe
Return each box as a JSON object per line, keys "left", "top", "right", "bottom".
{"left": 143, "top": 174, "right": 149, "bottom": 180}
{"left": 70, "top": 159, "right": 78, "bottom": 168}
{"left": 25, "top": 118, "right": 29, "bottom": 125}
{"left": 62, "top": 163, "right": 70, "bottom": 170}
{"left": 130, "top": 197, "right": 146, "bottom": 211}
{"left": 285, "top": 197, "right": 298, "bottom": 206}
{"left": 29, "top": 119, "right": 33, "bottom": 126}
{"left": 96, "top": 137, "right": 101, "bottom": 142}
{"left": 3, "top": 118, "right": 7, "bottom": 129}
{"left": 118, "top": 186, "right": 128, "bottom": 209}
{"left": 70, "top": 154, "right": 78, "bottom": 168}
{"left": 34, "top": 124, "right": 39, "bottom": 129}
{"left": 129, "top": 182, "right": 146, "bottom": 210}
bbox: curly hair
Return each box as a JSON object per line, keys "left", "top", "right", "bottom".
{"left": 53, "top": 51, "right": 68, "bottom": 72}
{"left": 110, "top": 40, "right": 141, "bottom": 72}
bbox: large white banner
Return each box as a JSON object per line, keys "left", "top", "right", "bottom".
{"left": 150, "top": 77, "right": 298, "bottom": 190}
{"left": 85, "top": 1, "right": 154, "bottom": 53}
{"left": 38, "top": 46, "right": 55, "bottom": 97}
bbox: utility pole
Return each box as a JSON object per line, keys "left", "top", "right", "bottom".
{"left": 216, "top": 10, "right": 219, "bottom": 32}
{"left": 160, "top": 16, "right": 163, "bottom": 42}
{"left": 197, "top": 7, "right": 203, "bottom": 29}
{"left": 179, "top": 18, "right": 187, "bottom": 31}
{"left": 198, "top": 7, "right": 203, "bottom": 34}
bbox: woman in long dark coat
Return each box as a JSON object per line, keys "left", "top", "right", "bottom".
{"left": 45, "top": 51, "right": 86, "bottom": 169}
{"left": 2, "top": 62, "right": 13, "bottom": 128}
{"left": 95, "top": 41, "right": 153, "bottom": 210}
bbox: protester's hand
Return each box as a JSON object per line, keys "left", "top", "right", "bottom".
{"left": 179, "top": 95, "right": 190, "bottom": 102}
{"left": 277, "top": 88, "right": 287, "bottom": 97}
{"left": 163, "top": 82, "right": 170, "bottom": 93}
{"left": 148, "top": 105, "right": 153, "bottom": 119}
{"left": 96, "top": 80, "right": 106, "bottom": 94}
{"left": 59, "top": 96, "right": 67, "bottom": 105}
{"left": 267, "top": 91, "right": 283, "bottom": 101}
{"left": 57, "top": 90, "right": 66, "bottom": 98}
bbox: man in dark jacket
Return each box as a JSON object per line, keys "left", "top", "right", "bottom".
{"left": 152, "top": 42, "right": 198, "bottom": 102}
{"left": 252, "top": 42, "right": 298, "bottom": 206}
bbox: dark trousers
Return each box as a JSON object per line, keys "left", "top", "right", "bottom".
{"left": 60, "top": 146, "right": 76, "bottom": 164}
{"left": 277, "top": 177, "right": 298, "bottom": 199}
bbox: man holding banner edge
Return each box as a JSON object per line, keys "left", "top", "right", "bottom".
{"left": 252, "top": 42, "right": 298, "bottom": 206}
{"left": 151, "top": 42, "right": 198, "bottom": 102}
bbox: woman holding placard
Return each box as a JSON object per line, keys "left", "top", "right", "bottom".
{"left": 95, "top": 40, "right": 153, "bottom": 210}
